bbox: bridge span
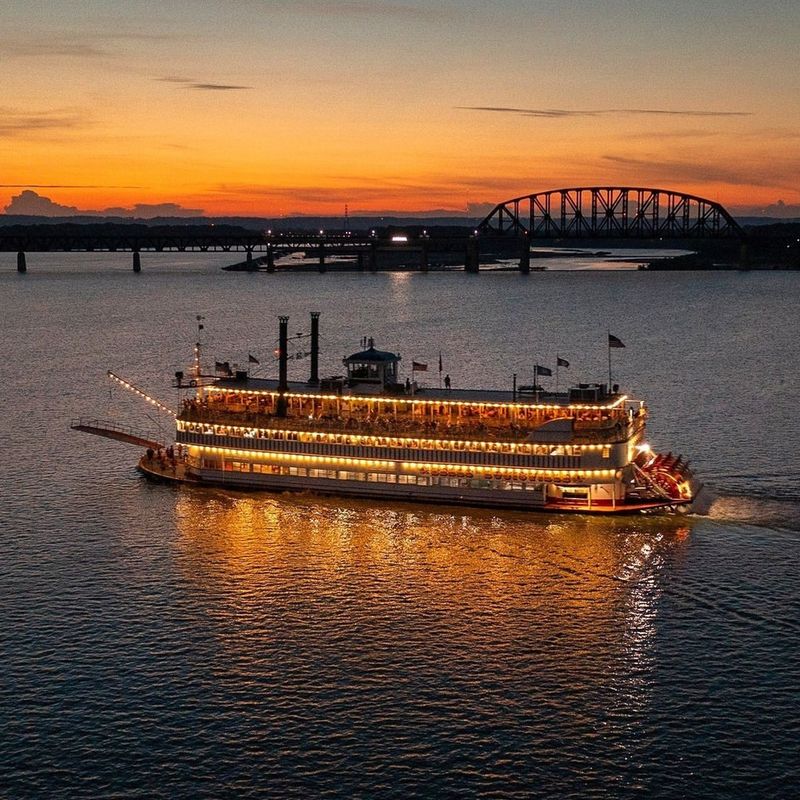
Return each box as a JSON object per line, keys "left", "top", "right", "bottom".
{"left": 478, "top": 186, "right": 744, "bottom": 241}
{"left": 3, "top": 186, "right": 746, "bottom": 273}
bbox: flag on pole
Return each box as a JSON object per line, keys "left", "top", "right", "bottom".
{"left": 535, "top": 365, "right": 553, "bottom": 376}
{"left": 557, "top": 356, "right": 570, "bottom": 368}
{"left": 412, "top": 361, "right": 428, "bottom": 372}
{"left": 608, "top": 334, "right": 625, "bottom": 348}
{"left": 248, "top": 353, "right": 260, "bottom": 364}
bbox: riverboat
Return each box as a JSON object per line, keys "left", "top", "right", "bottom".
{"left": 74, "top": 313, "right": 701, "bottom": 513}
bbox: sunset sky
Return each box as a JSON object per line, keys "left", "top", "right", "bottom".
{"left": 3, "top": 0, "right": 799, "bottom": 217}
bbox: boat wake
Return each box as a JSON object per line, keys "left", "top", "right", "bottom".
{"left": 704, "top": 490, "right": 800, "bottom": 532}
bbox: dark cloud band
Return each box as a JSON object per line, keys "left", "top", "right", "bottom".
{"left": 156, "top": 76, "right": 251, "bottom": 91}
{"left": 459, "top": 106, "right": 751, "bottom": 118}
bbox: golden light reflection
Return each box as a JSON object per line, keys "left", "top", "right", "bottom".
{"left": 171, "top": 490, "right": 696, "bottom": 681}
{"left": 610, "top": 526, "right": 691, "bottom": 717}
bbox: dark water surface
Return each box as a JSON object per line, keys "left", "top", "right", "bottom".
{"left": 1, "top": 254, "right": 799, "bottom": 798}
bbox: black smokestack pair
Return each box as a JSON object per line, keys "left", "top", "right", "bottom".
{"left": 277, "top": 313, "right": 319, "bottom": 415}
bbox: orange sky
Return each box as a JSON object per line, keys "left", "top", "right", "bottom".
{"left": 3, "top": 1, "right": 799, "bottom": 217}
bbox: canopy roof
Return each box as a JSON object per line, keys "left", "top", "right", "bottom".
{"left": 343, "top": 345, "right": 401, "bottom": 364}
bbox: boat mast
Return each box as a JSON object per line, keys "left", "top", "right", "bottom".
{"left": 195, "top": 315, "right": 205, "bottom": 399}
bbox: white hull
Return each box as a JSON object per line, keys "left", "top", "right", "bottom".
{"left": 139, "top": 458, "right": 691, "bottom": 514}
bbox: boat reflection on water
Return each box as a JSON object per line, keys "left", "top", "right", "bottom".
{"left": 171, "top": 490, "right": 692, "bottom": 715}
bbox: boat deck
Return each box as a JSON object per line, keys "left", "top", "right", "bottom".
{"left": 137, "top": 454, "right": 197, "bottom": 484}
{"left": 212, "top": 376, "right": 624, "bottom": 409}
{"left": 136, "top": 452, "right": 689, "bottom": 514}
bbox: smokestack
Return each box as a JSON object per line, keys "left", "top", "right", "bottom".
{"left": 277, "top": 315, "right": 289, "bottom": 416}
{"left": 309, "top": 312, "right": 320, "bottom": 384}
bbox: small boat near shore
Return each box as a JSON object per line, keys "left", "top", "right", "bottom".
{"left": 74, "top": 313, "right": 702, "bottom": 514}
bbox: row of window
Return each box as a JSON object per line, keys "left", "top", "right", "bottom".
{"left": 186, "top": 432, "right": 583, "bottom": 469}
{"left": 208, "top": 459, "right": 569, "bottom": 492}
{"left": 180, "top": 423, "right": 609, "bottom": 459}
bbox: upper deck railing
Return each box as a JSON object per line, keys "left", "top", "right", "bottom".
{"left": 178, "top": 404, "right": 644, "bottom": 445}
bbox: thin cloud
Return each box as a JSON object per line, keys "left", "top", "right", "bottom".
{"left": 602, "top": 154, "right": 800, "bottom": 190}
{"left": 623, "top": 129, "right": 722, "bottom": 141}
{"left": 106, "top": 33, "right": 178, "bottom": 42}
{"left": 207, "top": 175, "right": 552, "bottom": 209}
{"left": 0, "top": 109, "right": 88, "bottom": 138}
{"left": 270, "top": 1, "right": 449, "bottom": 20}
{"left": 2, "top": 32, "right": 175, "bottom": 58}
{"left": 156, "top": 76, "right": 251, "bottom": 90}
{"left": 0, "top": 38, "right": 107, "bottom": 57}
{"left": 459, "top": 106, "right": 751, "bottom": 119}
{"left": 188, "top": 83, "right": 251, "bottom": 91}
{"left": 0, "top": 184, "right": 142, "bottom": 189}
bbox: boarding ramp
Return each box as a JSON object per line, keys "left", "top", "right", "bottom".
{"left": 71, "top": 417, "right": 165, "bottom": 450}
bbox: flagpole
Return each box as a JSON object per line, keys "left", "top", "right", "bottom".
{"left": 607, "top": 330, "right": 612, "bottom": 391}
{"left": 556, "top": 353, "right": 559, "bottom": 394}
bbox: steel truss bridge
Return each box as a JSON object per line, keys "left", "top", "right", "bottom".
{"left": 478, "top": 187, "right": 745, "bottom": 240}
{"left": 2, "top": 186, "right": 749, "bottom": 273}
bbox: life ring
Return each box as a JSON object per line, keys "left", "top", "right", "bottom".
{"left": 188, "top": 379, "right": 197, "bottom": 387}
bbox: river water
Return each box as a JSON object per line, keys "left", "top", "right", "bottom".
{"left": 1, "top": 252, "right": 798, "bottom": 798}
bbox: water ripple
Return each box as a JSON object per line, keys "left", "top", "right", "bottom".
{"left": 1, "top": 262, "right": 799, "bottom": 797}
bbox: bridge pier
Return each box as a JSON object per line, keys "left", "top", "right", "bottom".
{"left": 245, "top": 248, "right": 256, "bottom": 271}
{"left": 369, "top": 242, "right": 378, "bottom": 272}
{"left": 420, "top": 239, "right": 429, "bottom": 272}
{"left": 318, "top": 242, "right": 326, "bottom": 273}
{"left": 266, "top": 245, "right": 275, "bottom": 273}
{"left": 132, "top": 251, "right": 141, "bottom": 272}
{"left": 17, "top": 251, "right": 26, "bottom": 273}
{"left": 739, "top": 242, "right": 749, "bottom": 269}
{"left": 465, "top": 237, "right": 480, "bottom": 273}
{"left": 357, "top": 251, "right": 365, "bottom": 271}
{"left": 519, "top": 235, "right": 531, "bottom": 274}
